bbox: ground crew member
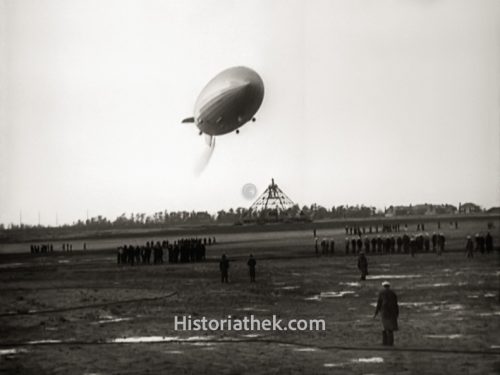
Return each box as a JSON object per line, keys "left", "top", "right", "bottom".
{"left": 247, "top": 254, "right": 256, "bottom": 282}
{"left": 357, "top": 251, "right": 368, "bottom": 280}
{"left": 466, "top": 236, "right": 474, "bottom": 258}
{"left": 220, "top": 254, "right": 230, "bottom": 283}
{"left": 374, "top": 281, "right": 399, "bottom": 346}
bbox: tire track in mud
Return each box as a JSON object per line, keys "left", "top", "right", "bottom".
{"left": 0, "top": 291, "right": 178, "bottom": 317}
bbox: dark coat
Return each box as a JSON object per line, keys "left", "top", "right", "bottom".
{"left": 375, "top": 288, "right": 399, "bottom": 331}
{"left": 357, "top": 254, "right": 368, "bottom": 273}
{"left": 247, "top": 258, "right": 256, "bottom": 269}
{"left": 219, "top": 259, "right": 229, "bottom": 273}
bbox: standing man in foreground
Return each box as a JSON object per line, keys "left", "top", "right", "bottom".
{"left": 374, "top": 281, "right": 399, "bottom": 346}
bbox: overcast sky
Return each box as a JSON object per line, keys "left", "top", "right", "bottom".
{"left": 1, "top": 0, "right": 499, "bottom": 226}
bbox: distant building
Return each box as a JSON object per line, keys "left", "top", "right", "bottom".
{"left": 458, "top": 202, "right": 482, "bottom": 214}
{"left": 487, "top": 207, "right": 500, "bottom": 214}
{"left": 385, "top": 203, "right": 457, "bottom": 217}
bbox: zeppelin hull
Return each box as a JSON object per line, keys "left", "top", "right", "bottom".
{"left": 193, "top": 66, "right": 264, "bottom": 136}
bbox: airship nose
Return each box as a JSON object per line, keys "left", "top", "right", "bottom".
{"left": 232, "top": 79, "right": 263, "bottom": 99}
{"left": 216, "top": 80, "right": 256, "bottom": 103}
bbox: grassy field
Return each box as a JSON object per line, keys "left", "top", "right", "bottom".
{"left": 0, "top": 218, "right": 499, "bottom": 374}
{"left": 1, "top": 216, "right": 498, "bottom": 255}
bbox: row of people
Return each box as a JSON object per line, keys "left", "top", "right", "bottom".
{"left": 315, "top": 233, "right": 448, "bottom": 256}
{"left": 317, "top": 222, "right": 462, "bottom": 239}
{"left": 343, "top": 224, "right": 407, "bottom": 235}
{"left": 30, "top": 243, "right": 54, "bottom": 253}
{"left": 30, "top": 243, "right": 83, "bottom": 253}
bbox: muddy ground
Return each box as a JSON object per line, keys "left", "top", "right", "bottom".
{"left": 0, "top": 221, "right": 499, "bottom": 374}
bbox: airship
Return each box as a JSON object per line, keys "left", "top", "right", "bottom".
{"left": 182, "top": 66, "right": 264, "bottom": 148}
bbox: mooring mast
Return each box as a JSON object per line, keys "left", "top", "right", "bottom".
{"left": 249, "top": 178, "right": 295, "bottom": 213}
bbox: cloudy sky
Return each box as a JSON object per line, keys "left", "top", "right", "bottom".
{"left": 1, "top": 0, "right": 499, "bottom": 225}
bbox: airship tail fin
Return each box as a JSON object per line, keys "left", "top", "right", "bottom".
{"left": 182, "top": 117, "right": 195, "bottom": 123}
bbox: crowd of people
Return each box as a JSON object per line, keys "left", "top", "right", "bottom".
{"left": 116, "top": 237, "right": 216, "bottom": 266}
{"left": 465, "top": 232, "right": 494, "bottom": 258}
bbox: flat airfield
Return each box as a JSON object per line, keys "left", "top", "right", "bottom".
{"left": 0, "top": 218, "right": 499, "bottom": 374}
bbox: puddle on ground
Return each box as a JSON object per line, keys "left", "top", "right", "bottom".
{"left": 446, "top": 304, "right": 464, "bottom": 310}
{"left": 27, "top": 339, "right": 63, "bottom": 344}
{"left": 0, "top": 263, "right": 24, "bottom": 269}
{"left": 389, "top": 301, "right": 462, "bottom": 312}
{"left": 305, "top": 295, "right": 321, "bottom": 301}
{"left": 110, "top": 335, "right": 214, "bottom": 343}
{"left": 58, "top": 260, "right": 70, "bottom": 264}
{"left": 280, "top": 286, "right": 300, "bottom": 290}
{"left": 479, "top": 311, "right": 500, "bottom": 317}
{"left": 467, "top": 295, "right": 480, "bottom": 299}
{"left": 0, "top": 348, "right": 27, "bottom": 355}
{"left": 399, "top": 302, "right": 435, "bottom": 307}
{"left": 368, "top": 275, "right": 422, "bottom": 280}
{"left": 418, "top": 283, "right": 451, "bottom": 288}
{"left": 491, "top": 345, "right": 500, "bottom": 349}
{"left": 293, "top": 347, "right": 318, "bottom": 352}
{"left": 484, "top": 293, "right": 496, "bottom": 298}
{"left": 340, "top": 282, "right": 361, "bottom": 287}
{"left": 352, "top": 357, "right": 384, "bottom": 363}
{"left": 183, "top": 336, "right": 213, "bottom": 341}
{"left": 241, "top": 334, "right": 260, "bottom": 338}
{"left": 292, "top": 273, "right": 301, "bottom": 277}
{"left": 305, "top": 291, "right": 356, "bottom": 301}
{"left": 111, "top": 336, "right": 176, "bottom": 343}
{"left": 236, "top": 307, "right": 269, "bottom": 312}
{"left": 92, "top": 317, "right": 132, "bottom": 325}
{"left": 425, "top": 334, "right": 463, "bottom": 339}
{"left": 324, "top": 363, "right": 346, "bottom": 368}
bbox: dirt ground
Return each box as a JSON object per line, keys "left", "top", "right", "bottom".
{"left": 0, "top": 220, "right": 499, "bottom": 374}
